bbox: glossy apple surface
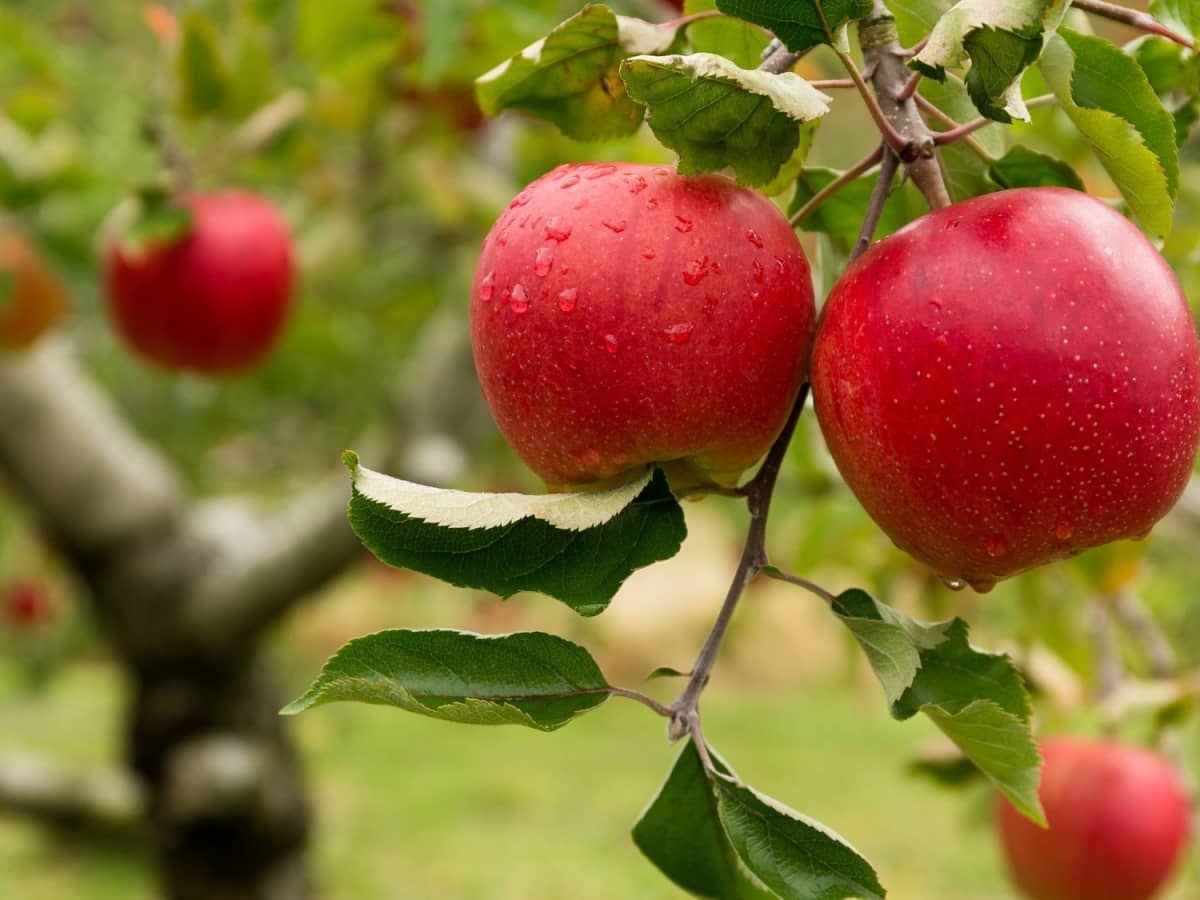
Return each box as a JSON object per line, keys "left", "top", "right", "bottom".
{"left": 471, "top": 162, "right": 815, "bottom": 490}
{"left": 997, "top": 738, "right": 1192, "bottom": 900}
{"left": 0, "top": 232, "right": 66, "bottom": 350}
{"left": 811, "top": 188, "right": 1200, "bottom": 591}
{"left": 106, "top": 190, "right": 293, "bottom": 375}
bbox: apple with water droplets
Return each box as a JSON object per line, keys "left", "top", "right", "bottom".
{"left": 811, "top": 188, "right": 1200, "bottom": 591}
{"left": 470, "top": 162, "right": 815, "bottom": 490}
{"left": 106, "top": 190, "right": 294, "bottom": 376}
{"left": 997, "top": 737, "right": 1192, "bottom": 900}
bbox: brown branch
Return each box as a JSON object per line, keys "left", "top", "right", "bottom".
{"left": 1072, "top": 0, "right": 1195, "bottom": 49}
{"left": 851, "top": 145, "right": 899, "bottom": 261}
{"left": 914, "top": 94, "right": 993, "bottom": 163}
{"left": 0, "top": 753, "right": 146, "bottom": 843}
{"left": 857, "top": 1, "right": 952, "bottom": 209}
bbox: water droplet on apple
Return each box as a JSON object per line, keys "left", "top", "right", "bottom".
{"left": 647, "top": 197, "right": 659, "bottom": 209}
{"left": 625, "top": 174, "right": 648, "bottom": 194}
{"left": 702, "top": 295, "right": 719, "bottom": 318}
{"left": 534, "top": 246, "right": 554, "bottom": 277}
{"left": 752, "top": 260, "right": 764, "bottom": 283}
{"left": 929, "top": 300, "right": 943, "bottom": 313}
{"left": 940, "top": 576, "right": 967, "bottom": 591}
{"left": 746, "top": 228, "right": 764, "bottom": 248}
{"left": 560, "top": 174, "right": 580, "bottom": 189}
{"left": 602, "top": 219, "right": 627, "bottom": 233}
{"left": 586, "top": 164, "right": 617, "bottom": 179}
{"left": 662, "top": 322, "right": 695, "bottom": 344}
{"left": 544, "top": 218, "right": 572, "bottom": 242}
{"left": 683, "top": 257, "right": 710, "bottom": 286}
{"left": 775, "top": 257, "right": 787, "bottom": 276}
{"left": 479, "top": 272, "right": 495, "bottom": 301}
{"left": 674, "top": 216, "right": 693, "bottom": 233}
{"left": 985, "top": 536, "right": 1008, "bottom": 557}
{"left": 641, "top": 248, "right": 657, "bottom": 260}
{"left": 1054, "top": 520, "right": 1074, "bottom": 541}
{"left": 934, "top": 334, "right": 949, "bottom": 349}
{"left": 969, "top": 577, "right": 998, "bottom": 593}
{"left": 497, "top": 229, "right": 510, "bottom": 247}
{"left": 510, "top": 190, "right": 532, "bottom": 208}
{"left": 603, "top": 334, "right": 619, "bottom": 354}
{"left": 509, "top": 283, "right": 529, "bottom": 313}
{"left": 751, "top": 291, "right": 762, "bottom": 305}
{"left": 557, "top": 288, "right": 578, "bottom": 313}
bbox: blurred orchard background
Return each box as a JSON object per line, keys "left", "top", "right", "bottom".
{"left": 0, "top": 0, "right": 1197, "bottom": 898}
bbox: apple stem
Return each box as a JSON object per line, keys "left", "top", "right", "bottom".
{"left": 933, "top": 96, "right": 1057, "bottom": 148}
{"left": 850, "top": 145, "right": 900, "bottom": 262}
{"left": 666, "top": 386, "right": 811, "bottom": 759}
{"left": 1073, "top": 0, "right": 1195, "bottom": 50}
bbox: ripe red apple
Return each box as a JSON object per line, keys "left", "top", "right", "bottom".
{"left": 811, "top": 188, "right": 1200, "bottom": 591}
{"left": 470, "top": 162, "right": 815, "bottom": 490}
{"left": 0, "top": 232, "right": 67, "bottom": 350}
{"left": 997, "top": 737, "right": 1192, "bottom": 900}
{"left": 105, "top": 190, "right": 294, "bottom": 375}
{"left": 2, "top": 581, "right": 54, "bottom": 629}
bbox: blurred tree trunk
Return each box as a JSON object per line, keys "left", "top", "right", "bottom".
{"left": 0, "top": 317, "right": 485, "bottom": 899}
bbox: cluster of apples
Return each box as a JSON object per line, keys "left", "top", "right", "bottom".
{"left": 2, "top": 190, "right": 294, "bottom": 376}
{"left": 471, "top": 162, "right": 1200, "bottom": 593}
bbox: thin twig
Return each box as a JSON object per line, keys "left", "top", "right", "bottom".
{"left": 809, "top": 78, "right": 857, "bottom": 89}
{"left": 896, "top": 71, "right": 922, "bottom": 101}
{"left": 665, "top": 9, "right": 723, "bottom": 29}
{"left": 666, "top": 387, "right": 811, "bottom": 737}
{"left": 1073, "top": 0, "right": 1195, "bottom": 49}
{"left": 913, "top": 95, "right": 993, "bottom": 163}
{"left": 761, "top": 567, "right": 837, "bottom": 605}
{"left": 933, "top": 95, "right": 1057, "bottom": 146}
{"left": 835, "top": 49, "right": 909, "bottom": 154}
{"left": 789, "top": 146, "right": 884, "bottom": 227}
{"left": 608, "top": 687, "right": 674, "bottom": 717}
{"left": 850, "top": 145, "right": 899, "bottom": 261}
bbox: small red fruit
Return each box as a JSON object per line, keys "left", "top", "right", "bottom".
{"left": 105, "top": 190, "right": 294, "bottom": 375}
{"left": 811, "top": 188, "right": 1200, "bottom": 591}
{"left": 997, "top": 738, "right": 1192, "bottom": 900}
{"left": 0, "top": 232, "right": 67, "bottom": 350}
{"left": 3, "top": 582, "right": 54, "bottom": 628}
{"left": 470, "top": 163, "right": 815, "bottom": 490}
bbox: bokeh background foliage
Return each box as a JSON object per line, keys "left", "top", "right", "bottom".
{"left": 0, "top": 0, "right": 1198, "bottom": 897}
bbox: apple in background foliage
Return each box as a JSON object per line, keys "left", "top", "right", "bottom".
{"left": 2, "top": 581, "right": 54, "bottom": 629}
{"left": 811, "top": 188, "right": 1200, "bottom": 592}
{"left": 997, "top": 738, "right": 1192, "bottom": 900}
{"left": 105, "top": 190, "right": 294, "bottom": 376}
{"left": 470, "top": 162, "right": 815, "bottom": 491}
{"left": 0, "top": 232, "right": 67, "bottom": 350}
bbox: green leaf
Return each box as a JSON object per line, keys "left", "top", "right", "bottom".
{"left": 714, "top": 776, "right": 887, "bottom": 900}
{"left": 788, "top": 168, "right": 926, "bottom": 247}
{"left": 989, "top": 145, "right": 1084, "bottom": 189}
{"left": 831, "top": 590, "right": 1044, "bottom": 825}
{"left": 633, "top": 742, "right": 773, "bottom": 900}
{"left": 1149, "top": 0, "right": 1200, "bottom": 43}
{"left": 1133, "top": 38, "right": 1200, "bottom": 148}
{"left": 621, "top": 53, "right": 829, "bottom": 186}
{"left": 282, "top": 629, "right": 610, "bottom": 730}
{"left": 1039, "top": 28, "right": 1179, "bottom": 237}
{"left": 119, "top": 189, "right": 194, "bottom": 255}
{"left": 474, "top": 5, "right": 683, "bottom": 141}
{"left": 683, "top": 0, "right": 772, "bottom": 69}
{"left": 177, "top": 10, "right": 229, "bottom": 117}
{"left": 912, "top": 0, "right": 1068, "bottom": 122}
{"left": 760, "top": 124, "right": 820, "bottom": 196}
{"left": 344, "top": 454, "right": 686, "bottom": 617}
{"left": 714, "top": 1, "right": 873, "bottom": 54}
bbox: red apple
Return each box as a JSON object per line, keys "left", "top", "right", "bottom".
{"left": 811, "top": 188, "right": 1200, "bottom": 591}
{"left": 997, "top": 738, "right": 1192, "bottom": 900}
{"left": 470, "top": 162, "right": 815, "bottom": 490}
{"left": 0, "top": 232, "right": 67, "bottom": 350}
{"left": 106, "top": 190, "right": 294, "bottom": 375}
{"left": 2, "top": 581, "right": 54, "bottom": 628}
